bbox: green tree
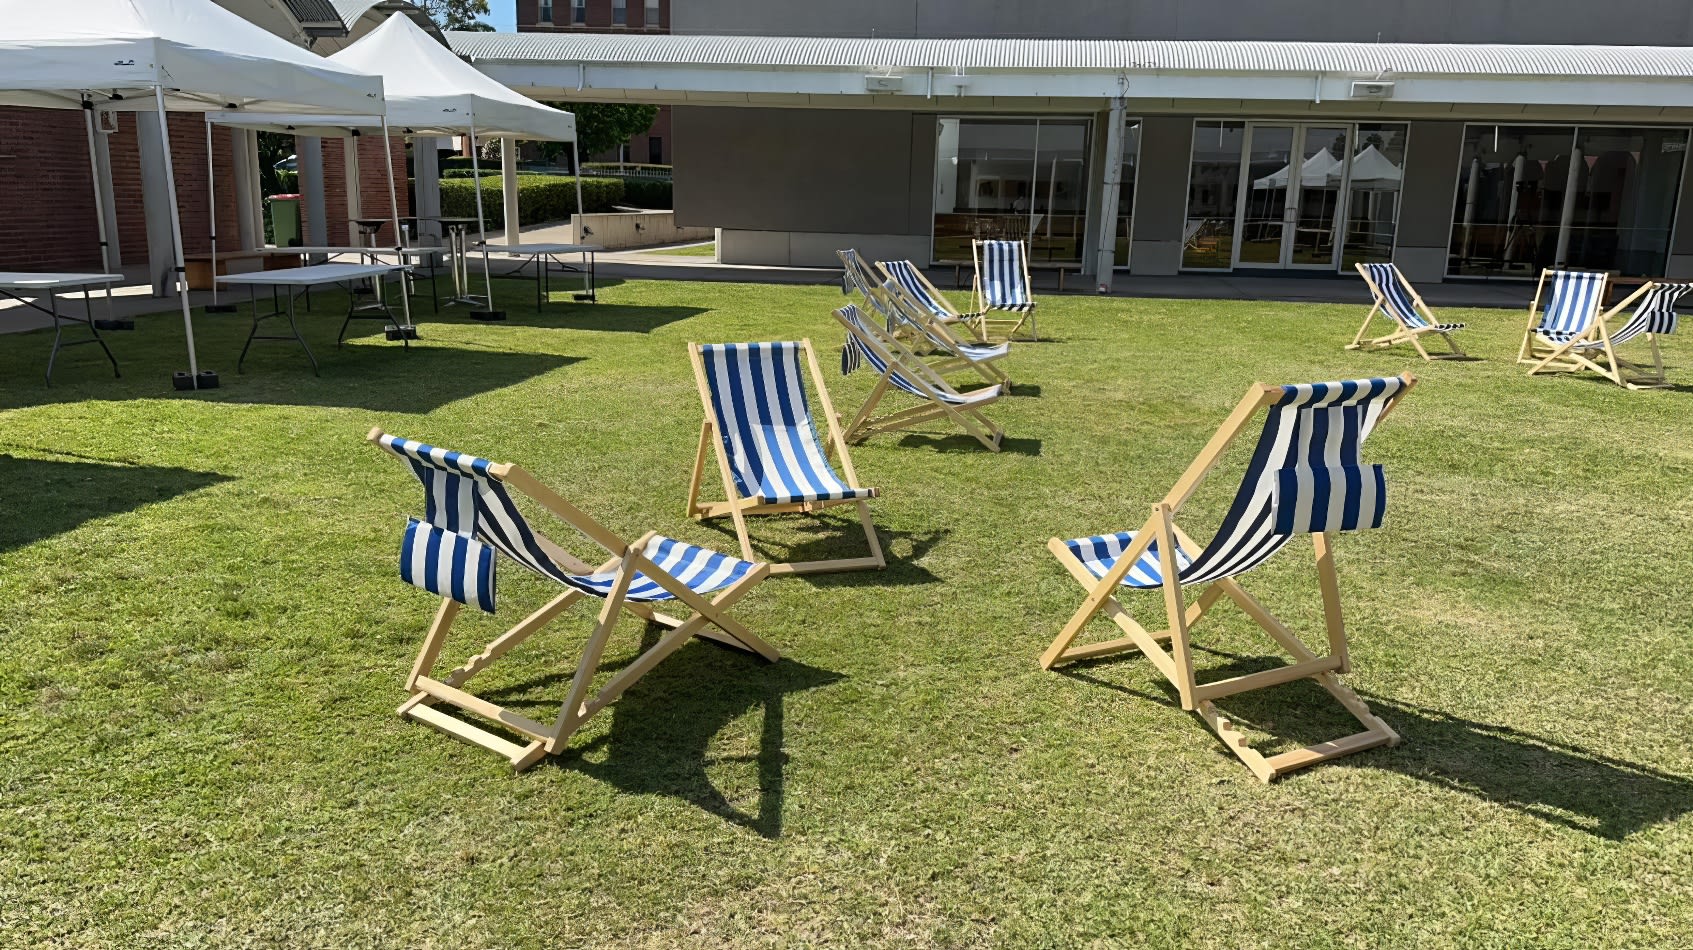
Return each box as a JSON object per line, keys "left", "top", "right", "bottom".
{"left": 414, "top": 0, "right": 492, "bottom": 31}
{"left": 541, "top": 102, "right": 661, "bottom": 164}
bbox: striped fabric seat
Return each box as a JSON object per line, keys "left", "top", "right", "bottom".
{"left": 1575, "top": 282, "right": 1691, "bottom": 349}
{"left": 838, "top": 248, "right": 880, "bottom": 298}
{"left": 839, "top": 304, "right": 1001, "bottom": 406}
{"left": 978, "top": 240, "right": 1034, "bottom": 311}
{"left": 378, "top": 434, "right": 758, "bottom": 607}
{"left": 881, "top": 281, "right": 1008, "bottom": 359}
{"left": 697, "top": 342, "right": 877, "bottom": 505}
{"left": 1360, "top": 263, "right": 1465, "bottom": 332}
{"left": 1065, "top": 377, "right": 1404, "bottom": 589}
{"left": 1534, "top": 270, "right": 1608, "bottom": 343}
{"left": 878, "top": 259, "right": 960, "bottom": 323}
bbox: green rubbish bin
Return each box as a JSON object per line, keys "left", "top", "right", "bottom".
{"left": 268, "top": 193, "right": 302, "bottom": 247}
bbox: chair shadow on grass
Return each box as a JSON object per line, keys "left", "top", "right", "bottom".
{"left": 691, "top": 517, "right": 947, "bottom": 587}
{"left": 1063, "top": 646, "right": 1693, "bottom": 840}
{"left": 893, "top": 433, "right": 1043, "bottom": 456}
{"left": 487, "top": 632, "right": 844, "bottom": 839}
{"left": 0, "top": 453, "right": 231, "bottom": 554}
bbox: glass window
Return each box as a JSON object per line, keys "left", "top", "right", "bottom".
{"left": 572, "top": 0, "right": 585, "bottom": 23}
{"left": 1340, "top": 124, "right": 1408, "bottom": 268}
{"left": 1113, "top": 121, "right": 1141, "bottom": 269}
{"left": 931, "top": 117, "right": 1092, "bottom": 265}
{"left": 612, "top": 0, "right": 626, "bottom": 24}
{"left": 1566, "top": 127, "right": 1689, "bottom": 275}
{"left": 644, "top": 0, "right": 660, "bottom": 27}
{"left": 539, "top": 0, "right": 552, "bottom": 22}
{"left": 1450, "top": 126, "right": 1581, "bottom": 277}
{"left": 1183, "top": 121, "right": 1245, "bottom": 269}
{"left": 648, "top": 136, "right": 663, "bottom": 165}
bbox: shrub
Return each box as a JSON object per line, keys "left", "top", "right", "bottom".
{"left": 617, "top": 177, "right": 672, "bottom": 210}
{"left": 437, "top": 175, "right": 623, "bottom": 229}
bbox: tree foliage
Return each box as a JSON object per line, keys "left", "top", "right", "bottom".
{"left": 541, "top": 103, "right": 661, "bottom": 163}
{"left": 413, "top": 0, "right": 492, "bottom": 31}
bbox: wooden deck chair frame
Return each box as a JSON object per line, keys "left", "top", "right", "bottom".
{"left": 833, "top": 304, "right": 1005, "bottom": 452}
{"left": 370, "top": 429, "right": 776, "bottom": 772}
{"left": 1518, "top": 267, "right": 1609, "bottom": 367}
{"left": 685, "top": 339, "right": 886, "bottom": 576}
{"left": 1038, "top": 375, "right": 1416, "bottom": 783}
{"left": 1527, "top": 280, "right": 1684, "bottom": 389}
{"left": 875, "top": 258, "right": 988, "bottom": 342}
{"left": 969, "top": 239, "right": 1039, "bottom": 342}
{"left": 837, "top": 247, "right": 883, "bottom": 299}
{"left": 1349, "top": 262, "right": 1467, "bottom": 360}
{"left": 870, "top": 280, "right": 1011, "bottom": 387}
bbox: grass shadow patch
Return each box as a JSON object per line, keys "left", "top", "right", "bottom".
{"left": 894, "top": 433, "right": 1042, "bottom": 456}
{"left": 201, "top": 346, "right": 582, "bottom": 412}
{"left": 0, "top": 453, "right": 231, "bottom": 554}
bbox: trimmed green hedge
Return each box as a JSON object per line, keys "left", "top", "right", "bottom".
{"left": 437, "top": 175, "right": 623, "bottom": 229}
{"left": 617, "top": 177, "right": 672, "bottom": 209}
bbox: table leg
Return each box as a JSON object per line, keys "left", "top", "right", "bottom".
{"left": 293, "top": 291, "right": 319, "bottom": 376}
{"left": 83, "top": 283, "right": 120, "bottom": 378}
{"left": 238, "top": 285, "right": 260, "bottom": 373}
{"left": 45, "top": 288, "right": 62, "bottom": 385}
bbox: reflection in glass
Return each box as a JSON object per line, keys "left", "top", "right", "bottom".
{"left": 1183, "top": 121, "right": 1245, "bottom": 269}
{"left": 1240, "top": 125, "right": 1294, "bottom": 265}
{"left": 1113, "top": 122, "right": 1141, "bottom": 268}
{"left": 932, "top": 117, "right": 1091, "bottom": 264}
{"left": 1565, "top": 127, "right": 1689, "bottom": 275}
{"left": 1341, "top": 124, "right": 1408, "bottom": 268}
{"left": 1288, "top": 126, "right": 1347, "bottom": 265}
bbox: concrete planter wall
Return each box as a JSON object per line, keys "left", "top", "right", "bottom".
{"left": 574, "top": 210, "right": 712, "bottom": 250}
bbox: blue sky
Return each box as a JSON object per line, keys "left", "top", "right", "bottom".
{"left": 487, "top": 1, "right": 516, "bottom": 31}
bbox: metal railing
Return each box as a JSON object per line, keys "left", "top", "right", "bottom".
{"left": 581, "top": 162, "right": 672, "bottom": 181}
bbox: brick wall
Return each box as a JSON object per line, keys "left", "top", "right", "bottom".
{"left": 312, "top": 134, "right": 411, "bottom": 245}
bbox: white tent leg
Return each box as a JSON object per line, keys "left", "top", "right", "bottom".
{"left": 380, "top": 118, "right": 415, "bottom": 333}
{"left": 468, "top": 119, "right": 498, "bottom": 317}
{"left": 204, "top": 117, "right": 235, "bottom": 312}
{"left": 81, "top": 100, "right": 116, "bottom": 322}
{"left": 154, "top": 87, "right": 206, "bottom": 385}
{"left": 572, "top": 140, "right": 584, "bottom": 244}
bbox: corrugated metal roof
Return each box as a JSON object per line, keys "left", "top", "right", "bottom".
{"left": 283, "top": 0, "right": 342, "bottom": 27}
{"left": 447, "top": 32, "right": 1693, "bottom": 79}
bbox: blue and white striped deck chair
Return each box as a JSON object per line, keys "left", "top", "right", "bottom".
{"left": 1040, "top": 375, "right": 1418, "bottom": 782}
{"left": 876, "top": 258, "right": 984, "bottom": 341}
{"left": 834, "top": 302, "right": 1006, "bottom": 452}
{"left": 871, "top": 279, "right": 1011, "bottom": 387}
{"left": 1350, "top": 263, "right": 1468, "bottom": 360}
{"left": 686, "top": 340, "right": 885, "bottom": 575}
{"left": 1529, "top": 280, "right": 1692, "bottom": 389}
{"left": 1519, "top": 268, "right": 1609, "bottom": 365}
{"left": 837, "top": 248, "right": 882, "bottom": 300}
{"left": 970, "top": 239, "right": 1039, "bottom": 341}
{"left": 369, "top": 429, "right": 775, "bottom": 771}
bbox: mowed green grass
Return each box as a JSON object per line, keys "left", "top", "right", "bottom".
{"left": 2, "top": 278, "right": 1692, "bottom": 948}
{"left": 649, "top": 240, "right": 718, "bottom": 257}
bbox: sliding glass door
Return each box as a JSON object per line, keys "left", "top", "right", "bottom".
{"left": 932, "top": 116, "right": 1092, "bottom": 265}
{"left": 1236, "top": 123, "right": 1348, "bottom": 270}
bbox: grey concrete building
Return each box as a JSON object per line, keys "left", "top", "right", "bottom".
{"left": 451, "top": 1, "right": 1693, "bottom": 287}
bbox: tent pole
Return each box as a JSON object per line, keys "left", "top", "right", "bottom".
{"left": 571, "top": 139, "right": 584, "bottom": 245}
{"left": 81, "top": 99, "right": 116, "bottom": 321}
{"left": 154, "top": 87, "right": 208, "bottom": 387}
{"left": 380, "top": 117, "right": 415, "bottom": 333}
{"left": 204, "top": 116, "right": 235, "bottom": 313}
{"left": 468, "top": 117, "right": 498, "bottom": 318}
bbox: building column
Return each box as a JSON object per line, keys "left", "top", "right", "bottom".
{"left": 136, "top": 110, "right": 177, "bottom": 295}
{"left": 298, "top": 136, "right": 329, "bottom": 248}
{"left": 342, "top": 134, "right": 363, "bottom": 226}
{"left": 1391, "top": 120, "right": 1465, "bottom": 284}
{"left": 232, "top": 129, "right": 262, "bottom": 250}
{"left": 1092, "top": 98, "right": 1127, "bottom": 292}
{"left": 1126, "top": 116, "right": 1196, "bottom": 277}
{"left": 501, "top": 137, "right": 520, "bottom": 244}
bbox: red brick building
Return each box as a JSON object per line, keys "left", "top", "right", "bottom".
{"left": 514, "top": 0, "right": 671, "bottom": 165}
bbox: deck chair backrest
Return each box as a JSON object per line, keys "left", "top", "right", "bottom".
{"left": 1178, "top": 377, "right": 1406, "bottom": 586}
{"left": 1360, "top": 263, "right": 1429, "bottom": 329}
{"left": 878, "top": 259, "right": 954, "bottom": 320}
{"left": 375, "top": 434, "right": 642, "bottom": 608}
{"left": 878, "top": 280, "right": 956, "bottom": 351}
{"left": 1620, "top": 282, "right": 1692, "bottom": 338}
{"left": 837, "top": 248, "right": 880, "bottom": 298}
{"left": 976, "top": 240, "right": 1033, "bottom": 310}
{"left": 1536, "top": 270, "right": 1607, "bottom": 337}
{"left": 697, "top": 342, "right": 859, "bottom": 505}
{"left": 837, "top": 303, "right": 956, "bottom": 400}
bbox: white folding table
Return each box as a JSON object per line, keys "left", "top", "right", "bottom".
{"left": 0, "top": 272, "right": 122, "bottom": 384}
{"left": 261, "top": 246, "right": 450, "bottom": 312}
{"left": 218, "top": 262, "right": 413, "bottom": 375}
{"left": 478, "top": 242, "right": 602, "bottom": 311}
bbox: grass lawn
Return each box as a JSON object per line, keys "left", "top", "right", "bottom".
{"left": 651, "top": 241, "right": 717, "bottom": 257}
{"left": 3, "top": 278, "right": 1692, "bottom": 947}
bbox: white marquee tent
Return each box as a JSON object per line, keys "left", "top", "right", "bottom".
{"left": 0, "top": 0, "right": 387, "bottom": 387}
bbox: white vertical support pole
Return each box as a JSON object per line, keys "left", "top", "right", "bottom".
{"left": 1555, "top": 144, "right": 1583, "bottom": 266}
{"left": 468, "top": 118, "right": 496, "bottom": 312}
{"left": 501, "top": 136, "right": 520, "bottom": 246}
{"left": 343, "top": 132, "right": 363, "bottom": 241}
{"left": 233, "top": 129, "right": 262, "bottom": 250}
{"left": 153, "top": 87, "right": 203, "bottom": 382}
{"left": 135, "top": 103, "right": 177, "bottom": 296}
{"left": 204, "top": 116, "right": 224, "bottom": 309}
{"left": 299, "top": 136, "right": 328, "bottom": 252}
{"left": 380, "top": 117, "right": 415, "bottom": 331}
{"left": 571, "top": 139, "right": 585, "bottom": 244}
{"left": 413, "top": 137, "right": 442, "bottom": 246}
{"left": 1094, "top": 96, "right": 1127, "bottom": 294}
{"left": 80, "top": 100, "right": 116, "bottom": 319}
